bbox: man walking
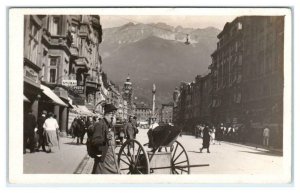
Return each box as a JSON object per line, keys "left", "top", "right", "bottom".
{"left": 37, "top": 110, "right": 47, "bottom": 152}
{"left": 24, "top": 110, "right": 36, "bottom": 154}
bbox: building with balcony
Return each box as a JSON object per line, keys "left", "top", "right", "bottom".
{"left": 24, "top": 15, "right": 107, "bottom": 135}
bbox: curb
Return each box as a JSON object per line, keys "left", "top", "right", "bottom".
{"left": 74, "top": 154, "right": 93, "bottom": 174}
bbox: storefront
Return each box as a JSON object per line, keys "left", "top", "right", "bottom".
{"left": 38, "top": 84, "right": 68, "bottom": 134}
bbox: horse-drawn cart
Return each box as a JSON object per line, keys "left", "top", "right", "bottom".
{"left": 116, "top": 124, "right": 209, "bottom": 174}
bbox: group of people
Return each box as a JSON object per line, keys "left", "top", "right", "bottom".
{"left": 195, "top": 122, "right": 273, "bottom": 153}
{"left": 24, "top": 110, "right": 60, "bottom": 154}
{"left": 69, "top": 116, "right": 94, "bottom": 144}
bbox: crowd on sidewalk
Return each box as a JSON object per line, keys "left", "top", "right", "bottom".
{"left": 24, "top": 110, "right": 61, "bottom": 154}
{"left": 193, "top": 122, "right": 282, "bottom": 154}
{"left": 23, "top": 109, "right": 98, "bottom": 154}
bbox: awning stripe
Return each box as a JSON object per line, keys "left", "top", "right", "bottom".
{"left": 40, "top": 85, "right": 68, "bottom": 107}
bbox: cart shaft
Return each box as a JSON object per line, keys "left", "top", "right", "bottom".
{"left": 150, "top": 164, "right": 209, "bottom": 170}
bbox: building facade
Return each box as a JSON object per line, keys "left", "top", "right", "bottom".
{"left": 159, "top": 103, "right": 173, "bottom": 124}
{"left": 24, "top": 15, "right": 112, "bottom": 135}
{"left": 134, "top": 103, "right": 152, "bottom": 123}
{"left": 173, "top": 74, "right": 212, "bottom": 133}
{"left": 210, "top": 16, "right": 284, "bottom": 131}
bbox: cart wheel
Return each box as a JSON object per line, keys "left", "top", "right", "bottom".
{"left": 170, "top": 141, "right": 190, "bottom": 174}
{"left": 118, "top": 139, "right": 150, "bottom": 174}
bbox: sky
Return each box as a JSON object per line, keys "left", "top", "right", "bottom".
{"left": 100, "top": 15, "right": 238, "bottom": 30}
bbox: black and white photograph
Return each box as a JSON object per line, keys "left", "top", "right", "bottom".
{"left": 8, "top": 7, "right": 292, "bottom": 184}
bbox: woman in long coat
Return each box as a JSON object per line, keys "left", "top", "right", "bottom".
{"left": 200, "top": 125, "right": 211, "bottom": 153}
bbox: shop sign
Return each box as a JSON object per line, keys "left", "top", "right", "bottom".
{"left": 62, "top": 79, "right": 77, "bottom": 87}
{"left": 24, "top": 66, "right": 38, "bottom": 83}
{"left": 72, "top": 86, "right": 84, "bottom": 94}
{"left": 86, "top": 82, "right": 98, "bottom": 88}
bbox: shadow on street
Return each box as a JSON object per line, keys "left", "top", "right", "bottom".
{"left": 239, "top": 150, "right": 283, "bottom": 157}
{"left": 188, "top": 150, "right": 202, "bottom": 154}
{"left": 64, "top": 142, "right": 86, "bottom": 146}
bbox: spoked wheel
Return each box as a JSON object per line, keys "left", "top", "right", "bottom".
{"left": 117, "top": 139, "right": 150, "bottom": 174}
{"left": 170, "top": 141, "right": 190, "bottom": 174}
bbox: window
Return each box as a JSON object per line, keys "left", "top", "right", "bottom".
{"left": 237, "top": 22, "right": 242, "bottom": 30}
{"left": 49, "top": 69, "right": 56, "bottom": 83}
{"left": 49, "top": 16, "right": 61, "bottom": 35}
{"left": 28, "top": 20, "right": 39, "bottom": 64}
{"left": 50, "top": 57, "right": 57, "bottom": 66}
{"left": 48, "top": 56, "right": 60, "bottom": 83}
{"left": 71, "top": 24, "right": 78, "bottom": 47}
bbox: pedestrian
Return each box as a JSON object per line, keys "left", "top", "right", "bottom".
{"left": 90, "top": 103, "right": 119, "bottom": 174}
{"left": 132, "top": 116, "right": 139, "bottom": 139}
{"left": 124, "top": 115, "right": 136, "bottom": 156}
{"left": 69, "top": 117, "right": 78, "bottom": 138}
{"left": 23, "top": 109, "right": 37, "bottom": 154}
{"left": 216, "top": 123, "right": 224, "bottom": 145}
{"left": 200, "top": 125, "right": 211, "bottom": 153}
{"left": 74, "top": 116, "right": 86, "bottom": 144}
{"left": 43, "top": 112, "right": 60, "bottom": 153}
{"left": 210, "top": 126, "right": 216, "bottom": 145}
{"left": 227, "top": 126, "right": 232, "bottom": 141}
{"left": 263, "top": 126, "right": 270, "bottom": 147}
{"left": 124, "top": 116, "right": 135, "bottom": 140}
{"left": 37, "top": 110, "right": 47, "bottom": 152}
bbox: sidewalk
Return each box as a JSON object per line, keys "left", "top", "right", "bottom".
{"left": 220, "top": 140, "right": 283, "bottom": 155}
{"left": 23, "top": 136, "right": 88, "bottom": 174}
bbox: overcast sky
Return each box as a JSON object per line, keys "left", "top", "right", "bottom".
{"left": 100, "top": 15, "right": 238, "bottom": 30}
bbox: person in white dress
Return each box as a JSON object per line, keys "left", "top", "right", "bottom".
{"left": 43, "top": 112, "right": 60, "bottom": 153}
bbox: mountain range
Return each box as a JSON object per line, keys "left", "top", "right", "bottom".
{"left": 99, "top": 22, "right": 220, "bottom": 106}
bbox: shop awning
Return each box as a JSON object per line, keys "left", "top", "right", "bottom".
{"left": 24, "top": 95, "right": 30, "bottom": 102}
{"left": 40, "top": 85, "right": 68, "bottom": 107}
{"left": 77, "top": 105, "right": 95, "bottom": 116}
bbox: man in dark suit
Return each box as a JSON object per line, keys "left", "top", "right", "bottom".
{"left": 24, "top": 109, "right": 36, "bottom": 154}
{"left": 91, "top": 103, "right": 119, "bottom": 174}
{"left": 37, "top": 110, "right": 47, "bottom": 152}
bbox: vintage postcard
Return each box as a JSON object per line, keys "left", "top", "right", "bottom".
{"left": 8, "top": 7, "right": 292, "bottom": 184}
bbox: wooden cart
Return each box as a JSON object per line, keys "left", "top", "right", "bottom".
{"left": 117, "top": 125, "right": 209, "bottom": 174}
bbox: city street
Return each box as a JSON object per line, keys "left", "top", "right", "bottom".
{"left": 23, "top": 128, "right": 283, "bottom": 175}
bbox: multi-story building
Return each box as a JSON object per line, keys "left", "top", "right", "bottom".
{"left": 173, "top": 16, "right": 284, "bottom": 147}
{"left": 210, "top": 16, "right": 284, "bottom": 128}
{"left": 210, "top": 17, "right": 244, "bottom": 125}
{"left": 173, "top": 74, "right": 212, "bottom": 132}
{"left": 210, "top": 16, "right": 284, "bottom": 147}
{"left": 242, "top": 17, "right": 284, "bottom": 127}
{"left": 159, "top": 103, "right": 173, "bottom": 124}
{"left": 199, "top": 73, "right": 212, "bottom": 123}
{"left": 24, "top": 15, "right": 45, "bottom": 118}
{"left": 134, "top": 103, "right": 152, "bottom": 123}
{"left": 24, "top": 15, "right": 70, "bottom": 133}
{"left": 24, "top": 15, "right": 109, "bottom": 135}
